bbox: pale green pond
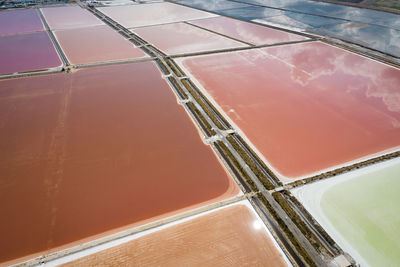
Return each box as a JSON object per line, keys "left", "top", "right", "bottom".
{"left": 293, "top": 159, "right": 400, "bottom": 266}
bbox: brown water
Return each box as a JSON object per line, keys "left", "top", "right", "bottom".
{"left": 132, "top": 22, "right": 247, "bottom": 55}
{"left": 181, "top": 42, "right": 400, "bottom": 180}
{"left": 189, "top": 16, "right": 307, "bottom": 45}
{"left": 0, "top": 62, "right": 238, "bottom": 264}
{"left": 41, "top": 6, "right": 103, "bottom": 30}
{"left": 62, "top": 204, "right": 287, "bottom": 266}
{"left": 54, "top": 25, "right": 147, "bottom": 65}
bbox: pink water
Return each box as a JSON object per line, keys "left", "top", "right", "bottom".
{"left": 181, "top": 42, "right": 400, "bottom": 179}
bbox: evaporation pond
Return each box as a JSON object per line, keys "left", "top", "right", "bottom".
{"left": 0, "top": 31, "right": 62, "bottom": 75}
{"left": 189, "top": 16, "right": 307, "bottom": 45}
{"left": 179, "top": 42, "right": 400, "bottom": 181}
{"left": 173, "top": 0, "right": 251, "bottom": 11}
{"left": 232, "top": 0, "right": 308, "bottom": 8}
{"left": 0, "top": 62, "right": 238, "bottom": 264}
{"left": 291, "top": 158, "right": 400, "bottom": 266}
{"left": 62, "top": 202, "right": 288, "bottom": 266}
{"left": 254, "top": 11, "right": 344, "bottom": 30}
{"left": 0, "top": 9, "right": 44, "bottom": 35}
{"left": 97, "top": 2, "right": 216, "bottom": 28}
{"left": 41, "top": 5, "right": 103, "bottom": 30}
{"left": 132, "top": 22, "right": 247, "bottom": 55}
{"left": 54, "top": 25, "right": 147, "bottom": 65}
{"left": 217, "top": 6, "right": 284, "bottom": 20}
{"left": 308, "top": 23, "right": 400, "bottom": 58}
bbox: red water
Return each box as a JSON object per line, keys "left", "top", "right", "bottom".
{"left": 54, "top": 25, "right": 147, "bottom": 65}
{"left": 41, "top": 6, "right": 103, "bottom": 30}
{"left": 0, "top": 31, "right": 62, "bottom": 75}
{"left": 189, "top": 16, "right": 307, "bottom": 45}
{"left": 0, "top": 9, "right": 44, "bottom": 36}
{"left": 98, "top": 2, "right": 215, "bottom": 28}
{"left": 63, "top": 204, "right": 287, "bottom": 266}
{"left": 181, "top": 42, "right": 400, "bottom": 179}
{"left": 0, "top": 62, "right": 238, "bottom": 264}
{"left": 132, "top": 22, "right": 247, "bottom": 55}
